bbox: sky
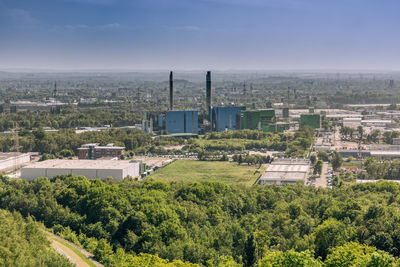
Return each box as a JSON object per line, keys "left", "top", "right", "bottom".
{"left": 0, "top": 0, "right": 400, "bottom": 71}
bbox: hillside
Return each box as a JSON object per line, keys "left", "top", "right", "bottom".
{"left": 0, "top": 209, "right": 72, "bottom": 267}
{"left": 1, "top": 176, "right": 400, "bottom": 266}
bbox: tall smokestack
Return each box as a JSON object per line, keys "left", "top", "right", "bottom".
{"left": 206, "top": 71, "right": 211, "bottom": 117}
{"left": 169, "top": 71, "right": 173, "bottom": 110}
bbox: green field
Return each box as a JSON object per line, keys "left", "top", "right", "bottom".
{"left": 150, "top": 160, "right": 262, "bottom": 185}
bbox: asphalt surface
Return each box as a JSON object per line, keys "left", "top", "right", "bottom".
{"left": 314, "top": 161, "right": 328, "bottom": 187}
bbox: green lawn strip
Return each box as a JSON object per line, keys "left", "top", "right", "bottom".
{"left": 342, "top": 161, "right": 363, "bottom": 168}
{"left": 47, "top": 234, "right": 97, "bottom": 267}
{"left": 150, "top": 160, "right": 260, "bottom": 186}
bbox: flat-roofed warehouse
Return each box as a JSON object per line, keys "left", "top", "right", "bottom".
{"left": 21, "top": 159, "right": 140, "bottom": 181}
{"left": 259, "top": 159, "right": 310, "bottom": 186}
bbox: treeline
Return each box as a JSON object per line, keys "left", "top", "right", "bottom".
{"left": 191, "top": 127, "right": 314, "bottom": 158}
{"left": 362, "top": 158, "right": 400, "bottom": 180}
{"left": 0, "top": 208, "right": 72, "bottom": 266}
{"left": 340, "top": 126, "right": 400, "bottom": 145}
{"left": 0, "top": 126, "right": 314, "bottom": 158}
{"left": 1, "top": 176, "right": 400, "bottom": 266}
{"left": 205, "top": 130, "right": 272, "bottom": 140}
{"left": 232, "top": 154, "right": 271, "bottom": 165}
{"left": 0, "top": 128, "right": 152, "bottom": 154}
{"left": 0, "top": 107, "right": 142, "bottom": 131}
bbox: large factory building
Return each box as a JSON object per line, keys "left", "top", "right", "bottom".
{"left": 166, "top": 110, "right": 199, "bottom": 134}
{"left": 210, "top": 106, "right": 242, "bottom": 132}
{"left": 300, "top": 114, "right": 321, "bottom": 129}
{"left": 21, "top": 159, "right": 140, "bottom": 181}
{"left": 241, "top": 109, "right": 276, "bottom": 132}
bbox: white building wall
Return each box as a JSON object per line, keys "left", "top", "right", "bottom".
{"left": 123, "top": 163, "right": 140, "bottom": 178}
{"left": 21, "top": 168, "right": 46, "bottom": 181}
{"left": 71, "top": 169, "right": 98, "bottom": 179}
{"left": 47, "top": 168, "right": 72, "bottom": 178}
{"left": 21, "top": 162, "right": 140, "bottom": 180}
{"left": 21, "top": 162, "right": 140, "bottom": 181}
{"left": 97, "top": 169, "right": 123, "bottom": 180}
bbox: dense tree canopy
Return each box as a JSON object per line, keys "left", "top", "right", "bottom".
{"left": 1, "top": 176, "right": 400, "bottom": 266}
{"left": 0, "top": 208, "right": 72, "bottom": 267}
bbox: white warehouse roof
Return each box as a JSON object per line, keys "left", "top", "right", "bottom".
{"left": 24, "top": 159, "right": 134, "bottom": 169}
{"left": 260, "top": 159, "right": 310, "bottom": 186}
{"left": 21, "top": 159, "right": 140, "bottom": 181}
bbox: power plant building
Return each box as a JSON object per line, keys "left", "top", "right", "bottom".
{"left": 282, "top": 108, "right": 289, "bottom": 118}
{"left": 166, "top": 110, "right": 198, "bottom": 134}
{"left": 210, "top": 106, "right": 242, "bottom": 132}
{"left": 268, "top": 122, "right": 290, "bottom": 133}
{"left": 158, "top": 114, "right": 165, "bottom": 129}
{"left": 300, "top": 114, "right": 321, "bottom": 129}
{"left": 241, "top": 109, "right": 276, "bottom": 132}
{"left": 21, "top": 159, "right": 140, "bottom": 181}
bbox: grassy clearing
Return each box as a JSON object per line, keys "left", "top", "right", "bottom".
{"left": 150, "top": 160, "right": 262, "bottom": 186}
{"left": 342, "top": 161, "right": 363, "bottom": 168}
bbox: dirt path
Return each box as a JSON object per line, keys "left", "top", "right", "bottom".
{"left": 51, "top": 238, "right": 90, "bottom": 267}
{"left": 44, "top": 230, "right": 103, "bottom": 267}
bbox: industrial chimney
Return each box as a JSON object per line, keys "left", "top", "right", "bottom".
{"left": 169, "top": 71, "right": 173, "bottom": 110}
{"left": 206, "top": 71, "right": 211, "bottom": 117}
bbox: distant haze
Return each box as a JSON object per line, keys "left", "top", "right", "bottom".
{"left": 1, "top": 0, "right": 400, "bottom": 71}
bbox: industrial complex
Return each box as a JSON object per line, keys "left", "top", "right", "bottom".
{"left": 154, "top": 71, "right": 322, "bottom": 135}
{"left": 7, "top": 71, "right": 400, "bottom": 188}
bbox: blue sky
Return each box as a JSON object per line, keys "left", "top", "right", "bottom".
{"left": 0, "top": 0, "right": 399, "bottom": 70}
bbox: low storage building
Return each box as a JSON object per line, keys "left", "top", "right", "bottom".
{"left": 21, "top": 159, "right": 140, "bottom": 181}
{"left": 259, "top": 158, "right": 310, "bottom": 186}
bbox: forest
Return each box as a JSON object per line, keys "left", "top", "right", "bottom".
{"left": 190, "top": 128, "right": 314, "bottom": 158}
{"left": 1, "top": 175, "right": 400, "bottom": 266}
{"left": 0, "top": 208, "right": 72, "bottom": 266}
{"left": 0, "top": 107, "right": 143, "bottom": 132}
{"left": 0, "top": 128, "right": 313, "bottom": 160}
{"left": 0, "top": 128, "right": 152, "bottom": 155}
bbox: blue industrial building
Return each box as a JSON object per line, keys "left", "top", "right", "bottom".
{"left": 157, "top": 114, "right": 165, "bottom": 129}
{"left": 166, "top": 110, "right": 199, "bottom": 134}
{"left": 210, "top": 106, "right": 242, "bottom": 132}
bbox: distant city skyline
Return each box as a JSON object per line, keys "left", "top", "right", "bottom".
{"left": 1, "top": 0, "right": 400, "bottom": 70}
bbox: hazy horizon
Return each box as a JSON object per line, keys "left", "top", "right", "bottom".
{"left": 1, "top": 0, "right": 400, "bottom": 70}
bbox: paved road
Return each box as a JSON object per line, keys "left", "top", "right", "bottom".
{"left": 314, "top": 161, "right": 328, "bottom": 187}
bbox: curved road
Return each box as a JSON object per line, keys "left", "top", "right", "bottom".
{"left": 51, "top": 238, "right": 90, "bottom": 267}
{"left": 45, "top": 230, "right": 103, "bottom": 267}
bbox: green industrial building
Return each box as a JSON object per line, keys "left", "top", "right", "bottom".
{"left": 300, "top": 114, "right": 321, "bottom": 129}
{"left": 282, "top": 108, "right": 289, "bottom": 118}
{"left": 241, "top": 109, "right": 276, "bottom": 132}
{"left": 266, "top": 122, "right": 290, "bottom": 133}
